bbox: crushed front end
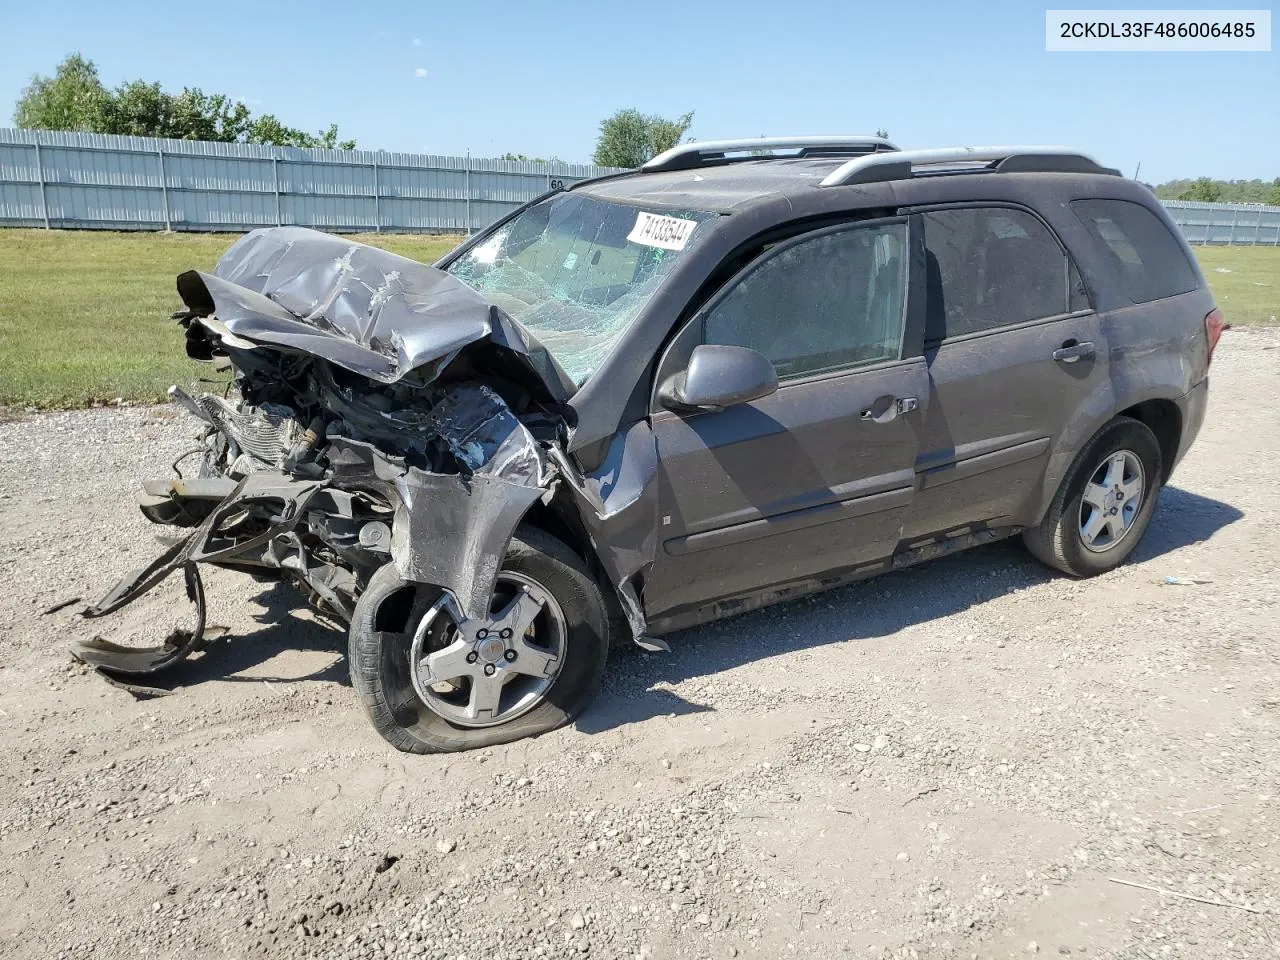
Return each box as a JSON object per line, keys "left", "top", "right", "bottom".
{"left": 75, "top": 228, "right": 578, "bottom": 682}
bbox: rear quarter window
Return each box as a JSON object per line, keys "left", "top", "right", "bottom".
{"left": 1071, "top": 199, "right": 1200, "bottom": 304}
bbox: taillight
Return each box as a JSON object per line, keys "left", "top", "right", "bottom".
{"left": 1205, "top": 308, "right": 1225, "bottom": 366}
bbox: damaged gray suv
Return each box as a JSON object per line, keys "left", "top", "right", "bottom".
{"left": 79, "top": 138, "right": 1221, "bottom": 753}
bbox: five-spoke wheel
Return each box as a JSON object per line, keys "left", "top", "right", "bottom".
{"left": 348, "top": 528, "right": 610, "bottom": 754}
{"left": 1077, "top": 449, "right": 1146, "bottom": 553}
{"left": 1024, "top": 416, "right": 1163, "bottom": 577}
{"left": 409, "top": 571, "right": 567, "bottom": 728}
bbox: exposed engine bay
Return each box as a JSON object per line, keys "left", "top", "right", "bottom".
{"left": 74, "top": 227, "right": 661, "bottom": 685}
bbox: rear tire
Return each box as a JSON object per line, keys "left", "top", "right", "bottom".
{"left": 1023, "top": 416, "right": 1163, "bottom": 577}
{"left": 349, "top": 528, "right": 609, "bottom": 754}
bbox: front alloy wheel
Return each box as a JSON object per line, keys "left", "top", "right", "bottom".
{"left": 409, "top": 571, "right": 568, "bottom": 728}
{"left": 348, "top": 528, "right": 610, "bottom": 753}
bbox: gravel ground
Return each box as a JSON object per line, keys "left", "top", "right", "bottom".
{"left": 1, "top": 329, "right": 1277, "bottom": 960}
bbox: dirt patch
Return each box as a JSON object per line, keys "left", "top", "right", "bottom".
{"left": 0, "top": 330, "right": 1276, "bottom": 960}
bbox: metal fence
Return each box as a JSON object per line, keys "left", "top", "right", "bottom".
{"left": 1163, "top": 199, "right": 1280, "bottom": 246}
{"left": 0, "top": 129, "right": 624, "bottom": 234}
{"left": 1, "top": 128, "right": 1277, "bottom": 243}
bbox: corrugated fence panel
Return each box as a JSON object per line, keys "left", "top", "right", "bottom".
{"left": 382, "top": 196, "right": 471, "bottom": 231}
{"left": 166, "top": 153, "right": 275, "bottom": 194}
{"left": 0, "top": 181, "right": 43, "bottom": 224}
{"left": 44, "top": 183, "right": 164, "bottom": 226}
{"left": 1163, "top": 199, "right": 1280, "bottom": 246}
{"left": 169, "top": 190, "right": 278, "bottom": 228}
{"left": 281, "top": 160, "right": 377, "bottom": 198}
{"left": 2, "top": 129, "right": 1276, "bottom": 242}
{"left": 0, "top": 129, "right": 624, "bottom": 234}
{"left": 281, "top": 193, "right": 378, "bottom": 229}
{"left": 0, "top": 142, "right": 39, "bottom": 183}
{"left": 380, "top": 163, "right": 468, "bottom": 200}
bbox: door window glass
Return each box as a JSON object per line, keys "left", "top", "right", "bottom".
{"left": 702, "top": 221, "right": 907, "bottom": 379}
{"left": 921, "top": 207, "right": 1084, "bottom": 342}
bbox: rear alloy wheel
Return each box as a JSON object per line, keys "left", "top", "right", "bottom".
{"left": 1077, "top": 449, "right": 1146, "bottom": 553}
{"left": 348, "top": 528, "right": 609, "bottom": 753}
{"left": 1023, "top": 416, "right": 1163, "bottom": 577}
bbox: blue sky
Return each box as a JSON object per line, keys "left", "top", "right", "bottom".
{"left": 0, "top": 0, "right": 1275, "bottom": 183}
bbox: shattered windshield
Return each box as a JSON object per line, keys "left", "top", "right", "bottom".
{"left": 447, "top": 193, "right": 717, "bottom": 384}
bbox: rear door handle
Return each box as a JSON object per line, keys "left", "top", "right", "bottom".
{"left": 860, "top": 396, "right": 917, "bottom": 423}
{"left": 1053, "top": 340, "right": 1096, "bottom": 363}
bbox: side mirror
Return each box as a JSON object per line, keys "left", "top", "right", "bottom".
{"left": 658, "top": 344, "right": 779, "bottom": 413}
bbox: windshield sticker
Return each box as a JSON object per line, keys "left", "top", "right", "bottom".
{"left": 627, "top": 212, "right": 698, "bottom": 251}
{"left": 562, "top": 251, "right": 579, "bottom": 271}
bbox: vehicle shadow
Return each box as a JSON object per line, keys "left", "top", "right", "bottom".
{"left": 100, "top": 486, "right": 1243, "bottom": 712}
{"left": 1129, "top": 484, "right": 1244, "bottom": 562}
{"left": 132, "top": 581, "right": 349, "bottom": 693}
{"left": 576, "top": 485, "right": 1243, "bottom": 735}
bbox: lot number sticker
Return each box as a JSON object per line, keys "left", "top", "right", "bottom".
{"left": 628, "top": 212, "right": 698, "bottom": 251}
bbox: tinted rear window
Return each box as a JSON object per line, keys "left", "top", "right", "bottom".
{"left": 1071, "top": 199, "right": 1200, "bottom": 303}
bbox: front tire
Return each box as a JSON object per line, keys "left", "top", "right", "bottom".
{"left": 348, "top": 528, "right": 609, "bottom": 754}
{"left": 1023, "top": 416, "right": 1163, "bottom": 577}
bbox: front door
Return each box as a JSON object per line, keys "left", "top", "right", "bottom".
{"left": 644, "top": 217, "right": 927, "bottom": 621}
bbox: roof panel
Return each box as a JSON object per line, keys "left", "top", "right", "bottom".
{"left": 577, "top": 158, "right": 847, "bottom": 211}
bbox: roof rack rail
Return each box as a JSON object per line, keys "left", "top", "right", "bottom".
{"left": 819, "top": 145, "right": 1121, "bottom": 187}
{"left": 643, "top": 135, "right": 898, "bottom": 173}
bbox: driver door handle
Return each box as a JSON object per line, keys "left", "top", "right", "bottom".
{"left": 1053, "top": 340, "right": 1096, "bottom": 363}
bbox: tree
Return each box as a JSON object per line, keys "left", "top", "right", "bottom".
{"left": 13, "top": 53, "right": 110, "bottom": 132}
{"left": 875, "top": 128, "right": 890, "bottom": 139}
{"left": 102, "top": 82, "right": 252, "bottom": 141}
{"left": 316, "top": 124, "right": 357, "bottom": 151}
{"left": 102, "top": 80, "right": 173, "bottom": 137}
{"left": 14, "top": 53, "right": 354, "bottom": 149}
{"left": 647, "top": 112, "right": 694, "bottom": 156}
{"left": 1155, "top": 177, "right": 1280, "bottom": 203}
{"left": 168, "top": 89, "right": 253, "bottom": 142}
{"left": 593, "top": 109, "right": 694, "bottom": 167}
{"left": 1178, "top": 177, "right": 1223, "bottom": 202}
{"left": 1154, "top": 177, "right": 1280, "bottom": 204}
{"left": 245, "top": 116, "right": 354, "bottom": 149}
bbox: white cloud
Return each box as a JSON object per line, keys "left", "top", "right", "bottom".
{"left": 414, "top": 67, "right": 428, "bottom": 78}
{"left": 413, "top": 37, "right": 422, "bottom": 46}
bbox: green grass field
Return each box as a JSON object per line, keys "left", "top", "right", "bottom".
{"left": 0, "top": 230, "right": 1277, "bottom": 409}
{"left": 0, "top": 230, "right": 460, "bottom": 409}
{"left": 1192, "top": 245, "right": 1279, "bottom": 328}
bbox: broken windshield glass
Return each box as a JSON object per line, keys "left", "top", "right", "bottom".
{"left": 447, "top": 193, "right": 716, "bottom": 384}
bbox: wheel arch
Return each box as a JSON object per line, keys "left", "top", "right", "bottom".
{"left": 516, "top": 493, "right": 632, "bottom": 645}
{"left": 1117, "top": 398, "right": 1182, "bottom": 483}
{"left": 1033, "top": 388, "right": 1181, "bottom": 524}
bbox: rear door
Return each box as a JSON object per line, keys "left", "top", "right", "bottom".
{"left": 904, "top": 204, "right": 1107, "bottom": 539}
{"left": 644, "top": 217, "right": 928, "bottom": 620}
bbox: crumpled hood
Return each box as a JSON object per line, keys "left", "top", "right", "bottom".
{"left": 175, "top": 227, "right": 575, "bottom": 403}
